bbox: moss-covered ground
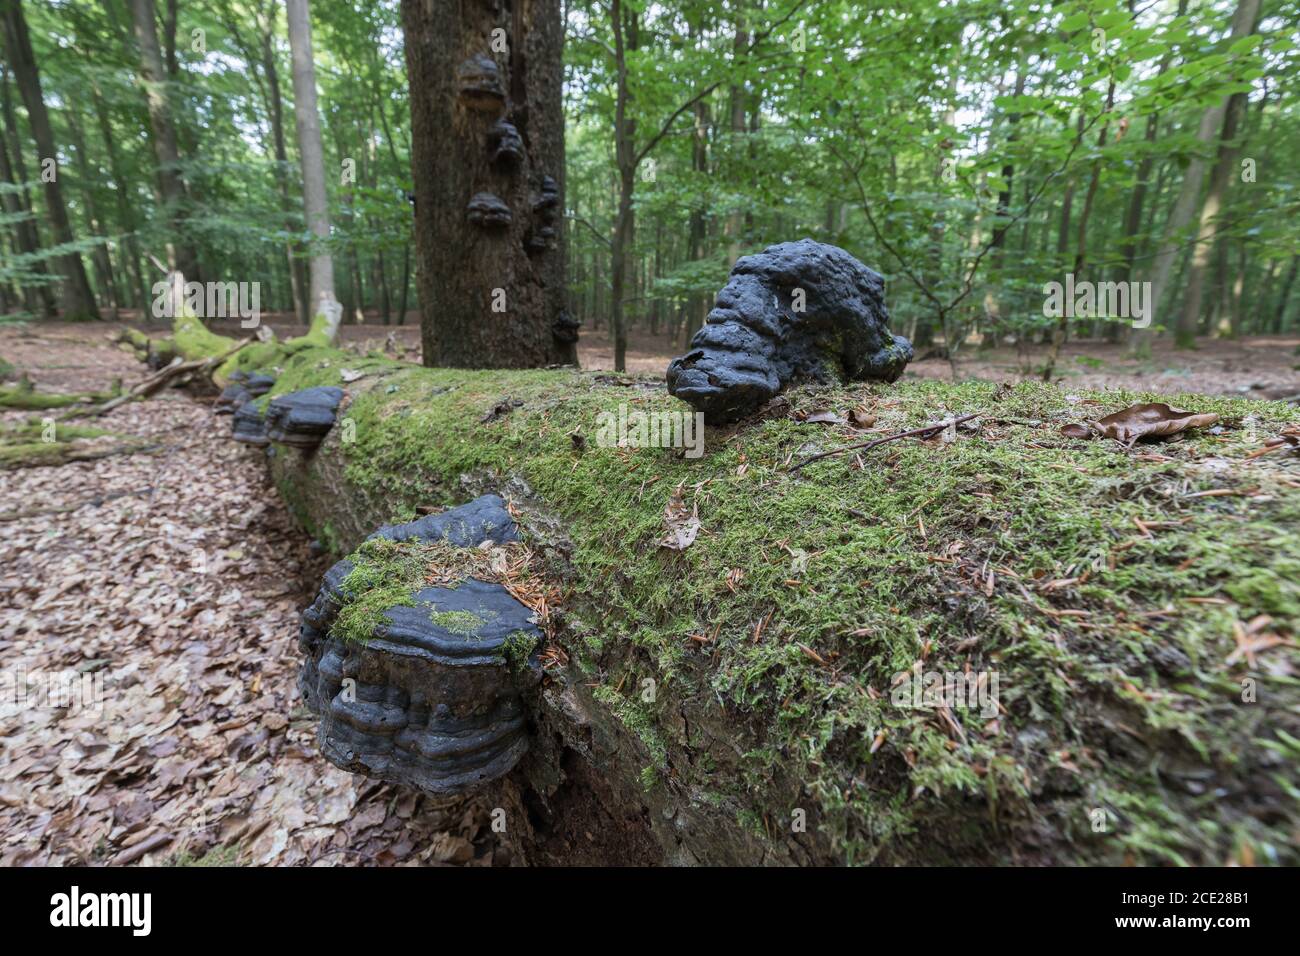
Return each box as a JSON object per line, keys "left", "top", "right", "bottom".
{"left": 247, "top": 342, "right": 1299, "bottom": 865}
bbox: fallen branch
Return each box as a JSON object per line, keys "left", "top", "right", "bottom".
{"left": 788, "top": 413, "right": 981, "bottom": 473}
{"left": 0, "top": 440, "right": 164, "bottom": 470}
{"left": 72, "top": 335, "right": 254, "bottom": 419}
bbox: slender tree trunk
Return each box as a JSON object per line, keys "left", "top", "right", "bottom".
{"left": 0, "top": 69, "right": 54, "bottom": 316}
{"left": 127, "top": 0, "right": 198, "bottom": 284}
{"left": 1, "top": 0, "right": 99, "bottom": 319}
{"left": 1142, "top": 0, "right": 1258, "bottom": 352}
{"left": 1274, "top": 255, "right": 1298, "bottom": 332}
{"left": 285, "top": 0, "right": 337, "bottom": 331}
{"left": 253, "top": 2, "right": 310, "bottom": 326}
{"left": 91, "top": 84, "right": 147, "bottom": 314}
{"left": 65, "top": 108, "right": 120, "bottom": 317}
{"left": 1177, "top": 0, "right": 1261, "bottom": 347}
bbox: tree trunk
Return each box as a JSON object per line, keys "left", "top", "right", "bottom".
{"left": 254, "top": 1, "right": 311, "bottom": 327}
{"left": 1176, "top": 0, "right": 1261, "bottom": 347}
{"left": 0, "top": 72, "right": 54, "bottom": 317}
{"left": 400, "top": 0, "right": 575, "bottom": 368}
{"left": 65, "top": 109, "right": 120, "bottom": 317}
{"left": 1143, "top": 0, "right": 1259, "bottom": 351}
{"left": 285, "top": 0, "right": 337, "bottom": 330}
{"left": 1, "top": 0, "right": 99, "bottom": 319}
{"left": 91, "top": 84, "right": 148, "bottom": 314}
{"left": 127, "top": 0, "right": 198, "bottom": 283}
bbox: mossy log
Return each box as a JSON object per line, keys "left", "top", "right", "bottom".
{"left": 197, "top": 339, "right": 1300, "bottom": 865}
{"left": 0, "top": 378, "right": 123, "bottom": 409}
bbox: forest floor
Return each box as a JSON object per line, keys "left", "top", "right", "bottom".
{"left": 0, "top": 322, "right": 505, "bottom": 866}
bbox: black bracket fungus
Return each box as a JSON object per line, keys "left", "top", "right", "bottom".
{"left": 217, "top": 372, "right": 274, "bottom": 415}
{"left": 665, "top": 239, "right": 914, "bottom": 424}
{"left": 488, "top": 119, "right": 524, "bottom": 167}
{"left": 552, "top": 309, "right": 580, "bottom": 345}
{"left": 214, "top": 383, "right": 250, "bottom": 415}
{"left": 265, "top": 385, "right": 344, "bottom": 449}
{"left": 231, "top": 402, "right": 268, "bottom": 445}
{"left": 298, "top": 495, "right": 539, "bottom": 797}
{"left": 456, "top": 54, "right": 506, "bottom": 113}
{"left": 526, "top": 176, "right": 560, "bottom": 254}
{"left": 467, "top": 192, "right": 512, "bottom": 229}
{"left": 371, "top": 492, "right": 521, "bottom": 546}
{"left": 244, "top": 372, "right": 275, "bottom": 397}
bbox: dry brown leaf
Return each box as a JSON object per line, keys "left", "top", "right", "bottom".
{"left": 1095, "top": 403, "right": 1219, "bottom": 444}
{"left": 802, "top": 408, "right": 846, "bottom": 425}
{"left": 658, "top": 487, "right": 700, "bottom": 550}
{"left": 848, "top": 408, "right": 877, "bottom": 429}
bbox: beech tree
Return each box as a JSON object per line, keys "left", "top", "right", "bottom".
{"left": 1, "top": 0, "right": 98, "bottom": 319}
{"left": 285, "top": 0, "right": 336, "bottom": 326}
{"left": 400, "top": 0, "right": 576, "bottom": 368}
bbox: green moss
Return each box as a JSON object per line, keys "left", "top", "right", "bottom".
{"left": 231, "top": 344, "right": 1300, "bottom": 865}
{"left": 169, "top": 843, "right": 243, "bottom": 867}
{"left": 430, "top": 609, "right": 486, "bottom": 635}
{"left": 502, "top": 629, "right": 539, "bottom": 671}
{"left": 0, "top": 381, "right": 119, "bottom": 409}
{"left": 594, "top": 684, "right": 669, "bottom": 768}
{"left": 1, "top": 419, "right": 111, "bottom": 443}
{"left": 332, "top": 538, "right": 428, "bottom": 644}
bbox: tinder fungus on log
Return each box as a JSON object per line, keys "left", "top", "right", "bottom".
{"left": 218, "top": 372, "right": 274, "bottom": 415}
{"left": 231, "top": 402, "right": 268, "bottom": 445}
{"left": 265, "top": 385, "right": 344, "bottom": 449}
{"left": 371, "top": 492, "right": 520, "bottom": 546}
{"left": 214, "top": 383, "right": 250, "bottom": 415}
{"left": 298, "top": 495, "right": 538, "bottom": 796}
{"left": 665, "top": 239, "right": 914, "bottom": 424}
{"left": 244, "top": 372, "right": 275, "bottom": 397}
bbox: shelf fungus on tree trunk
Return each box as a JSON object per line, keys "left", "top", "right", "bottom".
{"left": 265, "top": 385, "right": 344, "bottom": 448}
{"left": 467, "top": 192, "right": 512, "bottom": 229}
{"left": 488, "top": 119, "right": 524, "bottom": 168}
{"left": 298, "top": 494, "right": 541, "bottom": 797}
{"left": 456, "top": 54, "right": 506, "bottom": 112}
{"left": 665, "top": 239, "right": 915, "bottom": 424}
{"left": 526, "top": 176, "right": 560, "bottom": 254}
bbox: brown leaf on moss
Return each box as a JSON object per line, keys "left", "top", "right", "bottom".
{"left": 1096, "top": 403, "right": 1219, "bottom": 443}
{"left": 659, "top": 487, "right": 700, "bottom": 550}
{"left": 1063, "top": 403, "right": 1219, "bottom": 445}
{"left": 801, "top": 408, "right": 846, "bottom": 425}
{"left": 848, "top": 407, "right": 877, "bottom": 429}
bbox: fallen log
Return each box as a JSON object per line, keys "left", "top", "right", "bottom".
{"left": 0, "top": 438, "right": 161, "bottom": 470}
{"left": 170, "top": 335, "right": 1300, "bottom": 866}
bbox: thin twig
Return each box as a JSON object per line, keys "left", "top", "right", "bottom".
{"left": 788, "top": 413, "right": 980, "bottom": 473}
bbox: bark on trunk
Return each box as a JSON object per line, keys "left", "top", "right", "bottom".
{"left": 1, "top": 0, "right": 100, "bottom": 319}
{"left": 400, "top": 0, "right": 575, "bottom": 368}
{"left": 285, "top": 0, "right": 336, "bottom": 325}
{"left": 127, "top": 0, "right": 199, "bottom": 283}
